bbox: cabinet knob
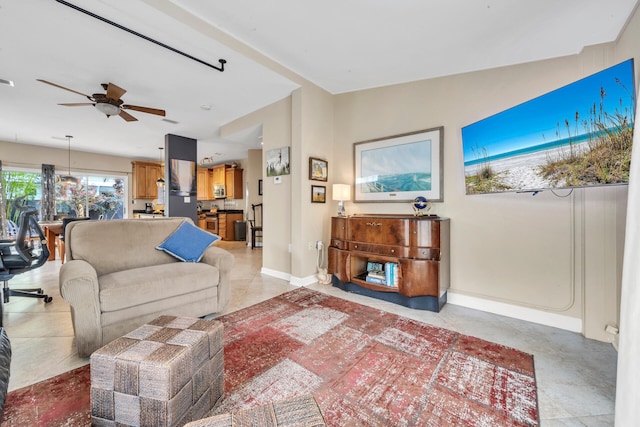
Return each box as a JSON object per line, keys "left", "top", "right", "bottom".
{"left": 354, "top": 244, "right": 358, "bottom": 249}
{"left": 391, "top": 249, "right": 395, "bottom": 253}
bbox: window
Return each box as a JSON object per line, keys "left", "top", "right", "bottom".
{"left": 2, "top": 168, "right": 127, "bottom": 221}
{"left": 56, "top": 176, "right": 125, "bottom": 220}
{"left": 1, "top": 169, "right": 42, "bottom": 223}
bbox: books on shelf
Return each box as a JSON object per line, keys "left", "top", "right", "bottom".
{"left": 367, "top": 261, "right": 384, "bottom": 272}
{"left": 364, "top": 261, "right": 398, "bottom": 287}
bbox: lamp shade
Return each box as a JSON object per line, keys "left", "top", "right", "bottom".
{"left": 332, "top": 184, "right": 351, "bottom": 201}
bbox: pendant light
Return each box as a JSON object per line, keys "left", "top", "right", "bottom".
{"left": 59, "top": 135, "right": 78, "bottom": 185}
{"left": 156, "top": 147, "right": 165, "bottom": 187}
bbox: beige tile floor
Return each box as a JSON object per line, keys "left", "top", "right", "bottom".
{"left": 2, "top": 241, "right": 616, "bottom": 426}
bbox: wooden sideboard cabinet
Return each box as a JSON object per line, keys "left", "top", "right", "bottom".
{"left": 328, "top": 214, "right": 450, "bottom": 312}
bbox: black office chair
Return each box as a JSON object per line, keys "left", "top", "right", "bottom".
{"left": 0, "top": 197, "right": 52, "bottom": 315}
{"left": 249, "top": 203, "right": 263, "bottom": 250}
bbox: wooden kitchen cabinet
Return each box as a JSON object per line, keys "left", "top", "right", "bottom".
{"left": 132, "top": 161, "right": 164, "bottom": 199}
{"left": 211, "top": 165, "right": 226, "bottom": 186}
{"left": 328, "top": 214, "right": 450, "bottom": 312}
{"left": 225, "top": 168, "right": 243, "bottom": 199}
{"left": 197, "top": 168, "right": 214, "bottom": 200}
{"left": 218, "top": 212, "right": 243, "bottom": 240}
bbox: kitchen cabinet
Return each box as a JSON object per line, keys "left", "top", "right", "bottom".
{"left": 197, "top": 168, "right": 214, "bottom": 200}
{"left": 218, "top": 211, "right": 243, "bottom": 240}
{"left": 225, "top": 168, "right": 243, "bottom": 199}
{"left": 132, "top": 161, "right": 164, "bottom": 199}
{"left": 197, "top": 214, "right": 206, "bottom": 230}
{"left": 211, "top": 165, "right": 226, "bottom": 186}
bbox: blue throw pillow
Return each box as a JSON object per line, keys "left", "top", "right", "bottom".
{"left": 156, "top": 221, "right": 220, "bottom": 262}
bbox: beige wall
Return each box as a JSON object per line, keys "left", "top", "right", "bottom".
{"left": 220, "top": 6, "right": 639, "bottom": 341}
{"left": 222, "top": 97, "right": 293, "bottom": 275}
{"left": 330, "top": 26, "right": 639, "bottom": 340}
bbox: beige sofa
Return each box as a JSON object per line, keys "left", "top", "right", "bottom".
{"left": 59, "top": 217, "right": 233, "bottom": 357}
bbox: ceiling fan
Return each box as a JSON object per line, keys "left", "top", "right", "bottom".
{"left": 37, "top": 79, "right": 166, "bottom": 122}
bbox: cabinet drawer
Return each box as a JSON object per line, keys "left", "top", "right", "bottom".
{"left": 348, "top": 217, "right": 411, "bottom": 246}
{"left": 408, "top": 247, "right": 441, "bottom": 260}
{"left": 331, "top": 239, "right": 348, "bottom": 250}
{"left": 348, "top": 242, "right": 408, "bottom": 258}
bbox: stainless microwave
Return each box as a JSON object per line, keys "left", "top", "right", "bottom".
{"left": 213, "top": 184, "right": 226, "bottom": 198}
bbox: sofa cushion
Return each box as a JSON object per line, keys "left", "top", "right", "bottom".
{"left": 156, "top": 221, "right": 220, "bottom": 262}
{"left": 99, "top": 262, "right": 219, "bottom": 312}
{"left": 66, "top": 218, "right": 190, "bottom": 277}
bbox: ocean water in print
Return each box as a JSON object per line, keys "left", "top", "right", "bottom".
{"left": 360, "top": 172, "right": 432, "bottom": 193}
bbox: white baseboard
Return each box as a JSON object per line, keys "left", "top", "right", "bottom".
{"left": 447, "top": 291, "right": 583, "bottom": 333}
{"left": 260, "top": 267, "right": 291, "bottom": 282}
{"left": 260, "top": 268, "right": 318, "bottom": 287}
{"left": 290, "top": 274, "right": 320, "bottom": 287}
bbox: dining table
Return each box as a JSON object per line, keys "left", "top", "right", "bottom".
{"left": 39, "top": 220, "right": 63, "bottom": 261}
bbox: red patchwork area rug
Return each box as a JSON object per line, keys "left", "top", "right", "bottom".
{"left": 1, "top": 288, "right": 538, "bottom": 426}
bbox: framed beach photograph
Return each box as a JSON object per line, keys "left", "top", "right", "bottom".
{"left": 309, "top": 157, "right": 328, "bottom": 181}
{"left": 462, "top": 58, "right": 636, "bottom": 195}
{"left": 266, "top": 146, "right": 291, "bottom": 177}
{"left": 311, "top": 185, "right": 326, "bottom": 203}
{"left": 353, "top": 127, "right": 444, "bottom": 202}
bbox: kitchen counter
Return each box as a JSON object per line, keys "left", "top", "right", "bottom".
{"left": 133, "top": 210, "right": 165, "bottom": 219}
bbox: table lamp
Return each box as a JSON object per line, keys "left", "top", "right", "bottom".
{"left": 332, "top": 184, "right": 351, "bottom": 217}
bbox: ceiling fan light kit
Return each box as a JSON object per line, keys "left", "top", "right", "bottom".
{"left": 37, "top": 79, "right": 166, "bottom": 122}
{"left": 94, "top": 102, "right": 120, "bottom": 117}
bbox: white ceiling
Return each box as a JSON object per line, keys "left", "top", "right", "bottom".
{"left": 0, "top": 0, "right": 637, "bottom": 164}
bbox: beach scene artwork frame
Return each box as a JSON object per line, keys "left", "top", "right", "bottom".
{"left": 353, "top": 127, "right": 444, "bottom": 202}
{"left": 462, "top": 58, "right": 636, "bottom": 195}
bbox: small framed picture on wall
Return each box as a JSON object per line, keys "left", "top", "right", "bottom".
{"left": 311, "top": 185, "right": 326, "bottom": 203}
{"left": 309, "top": 157, "right": 328, "bottom": 181}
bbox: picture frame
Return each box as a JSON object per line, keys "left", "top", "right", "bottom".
{"left": 309, "top": 157, "right": 328, "bottom": 181}
{"left": 311, "top": 185, "right": 326, "bottom": 203}
{"left": 266, "top": 146, "right": 291, "bottom": 177}
{"left": 353, "top": 126, "right": 444, "bottom": 202}
{"left": 169, "top": 159, "right": 197, "bottom": 196}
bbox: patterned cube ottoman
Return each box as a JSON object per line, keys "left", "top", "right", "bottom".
{"left": 90, "top": 316, "right": 224, "bottom": 427}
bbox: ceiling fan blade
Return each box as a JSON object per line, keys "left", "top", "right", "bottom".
{"left": 119, "top": 109, "right": 138, "bottom": 122}
{"left": 37, "top": 79, "right": 91, "bottom": 99}
{"left": 106, "top": 82, "right": 126, "bottom": 100}
{"left": 58, "top": 103, "right": 94, "bottom": 106}
{"left": 122, "top": 104, "right": 166, "bottom": 117}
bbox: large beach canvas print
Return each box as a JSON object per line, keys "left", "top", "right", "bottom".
{"left": 462, "top": 59, "right": 636, "bottom": 195}
{"left": 354, "top": 127, "right": 443, "bottom": 202}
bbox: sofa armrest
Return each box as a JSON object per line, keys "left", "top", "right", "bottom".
{"left": 200, "top": 245, "right": 234, "bottom": 311}
{"left": 59, "top": 260, "right": 102, "bottom": 357}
